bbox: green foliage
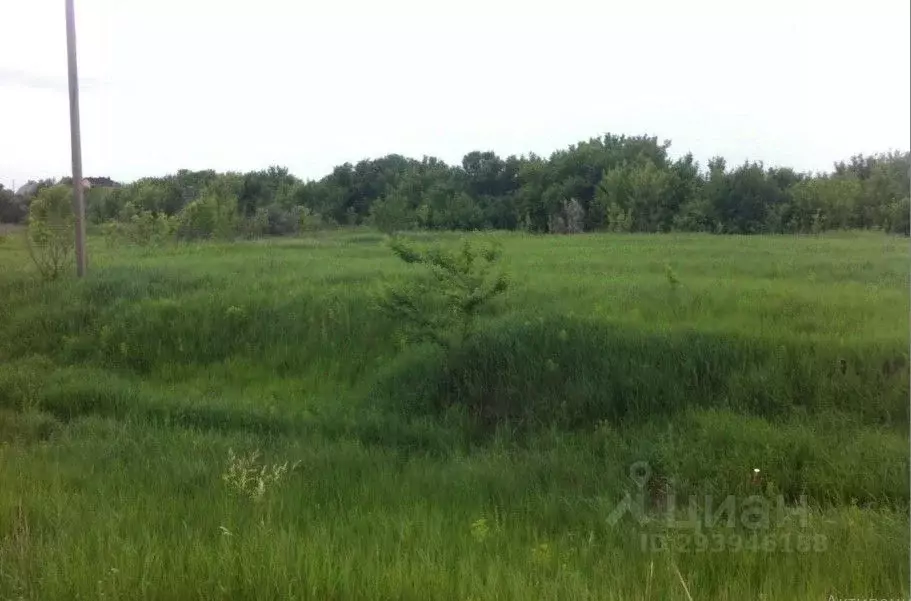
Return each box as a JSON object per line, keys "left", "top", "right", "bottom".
{"left": 882, "top": 196, "right": 911, "bottom": 234}
{"left": 176, "top": 189, "right": 239, "bottom": 240}
{"left": 605, "top": 201, "right": 633, "bottom": 232}
{"left": 787, "top": 177, "right": 860, "bottom": 232}
{"left": 0, "top": 355, "right": 55, "bottom": 412}
{"left": 378, "top": 237, "right": 509, "bottom": 348}
{"left": 597, "top": 161, "right": 675, "bottom": 232}
{"left": 297, "top": 206, "right": 323, "bottom": 232}
{"left": 18, "top": 137, "right": 907, "bottom": 239}
{"left": 241, "top": 206, "right": 270, "bottom": 239}
{"left": 370, "top": 190, "right": 415, "bottom": 234}
{"left": 255, "top": 203, "right": 309, "bottom": 237}
{"left": 102, "top": 203, "right": 178, "bottom": 247}
{"left": 84, "top": 186, "right": 116, "bottom": 224}
{"left": 240, "top": 203, "right": 316, "bottom": 239}
{"left": 25, "top": 185, "right": 75, "bottom": 280}
{"left": 0, "top": 185, "right": 27, "bottom": 224}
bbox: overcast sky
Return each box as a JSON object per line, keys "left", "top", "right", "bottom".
{"left": 0, "top": 0, "right": 908, "bottom": 189}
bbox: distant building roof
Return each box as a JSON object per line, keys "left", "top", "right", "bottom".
{"left": 85, "top": 176, "right": 120, "bottom": 188}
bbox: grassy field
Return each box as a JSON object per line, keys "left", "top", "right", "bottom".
{"left": 0, "top": 229, "right": 907, "bottom": 600}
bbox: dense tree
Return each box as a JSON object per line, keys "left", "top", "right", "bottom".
{"left": 597, "top": 160, "right": 676, "bottom": 232}
{"left": 0, "top": 185, "right": 26, "bottom": 223}
{"left": 370, "top": 189, "right": 416, "bottom": 234}
{"left": 6, "top": 135, "right": 908, "bottom": 239}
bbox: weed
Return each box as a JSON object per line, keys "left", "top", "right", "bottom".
{"left": 222, "top": 448, "right": 300, "bottom": 501}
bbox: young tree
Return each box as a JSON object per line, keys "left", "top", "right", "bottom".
{"left": 176, "top": 189, "right": 239, "bottom": 240}
{"left": 26, "top": 186, "right": 74, "bottom": 279}
{"left": 378, "top": 237, "right": 508, "bottom": 349}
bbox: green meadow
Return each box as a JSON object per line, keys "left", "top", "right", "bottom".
{"left": 0, "top": 230, "right": 907, "bottom": 600}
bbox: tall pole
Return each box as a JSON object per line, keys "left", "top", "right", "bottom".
{"left": 65, "top": 0, "right": 87, "bottom": 276}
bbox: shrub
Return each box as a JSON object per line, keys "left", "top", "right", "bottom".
{"left": 882, "top": 197, "right": 910, "bottom": 235}
{"left": 84, "top": 186, "right": 117, "bottom": 224}
{"left": 263, "top": 203, "right": 302, "bottom": 236}
{"left": 241, "top": 205, "right": 321, "bottom": 238}
{"left": 371, "top": 192, "right": 415, "bottom": 234}
{"left": 606, "top": 202, "right": 633, "bottom": 232}
{"left": 0, "top": 187, "right": 27, "bottom": 224}
{"left": 103, "top": 203, "right": 178, "bottom": 246}
{"left": 176, "top": 190, "right": 239, "bottom": 240}
{"left": 241, "top": 207, "right": 270, "bottom": 239}
{"left": 377, "top": 237, "right": 508, "bottom": 349}
{"left": 25, "top": 185, "right": 75, "bottom": 280}
{"left": 298, "top": 206, "right": 323, "bottom": 232}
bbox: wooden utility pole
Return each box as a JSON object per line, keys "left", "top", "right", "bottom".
{"left": 65, "top": 0, "right": 87, "bottom": 276}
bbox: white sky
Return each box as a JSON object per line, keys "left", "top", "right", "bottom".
{"left": 0, "top": 0, "right": 908, "bottom": 189}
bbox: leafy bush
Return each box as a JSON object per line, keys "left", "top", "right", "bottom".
{"left": 102, "top": 203, "right": 178, "bottom": 246}
{"left": 25, "top": 185, "right": 75, "bottom": 280}
{"left": 882, "top": 197, "right": 910, "bottom": 235}
{"left": 241, "top": 207, "right": 271, "bottom": 239}
{"left": 176, "top": 189, "right": 239, "bottom": 240}
{"left": 241, "top": 204, "right": 322, "bottom": 238}
{"left": 263, "top": 203, "right": 307, "bottom": 235}
{"left": 84, "top": 186, "right": 118, "bottom": 224}
{"left": 787, "top": 177, "right": 861, "bottom": 232}
{"left": 298, "top": 206, "right": 323, "bottom": 231}
{"left": 371, "top": 191, "right": 415, "bottom": 234}
{"left": 598, "top": 161, "right": 675, "bottom": 232}
{"left": 0, "top": 186, "right": 27, "bottom": 224}
{"left": 377, "top": 237, "right": 508, "bottom": 349}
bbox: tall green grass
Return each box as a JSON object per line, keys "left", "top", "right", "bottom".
{"left": 0, "top": 230, "right": 907, "bottom": 599}
{"left": 369, "top": 316, "right": 907, "bottom": 429}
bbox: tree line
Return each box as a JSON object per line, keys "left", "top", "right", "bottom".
{"left": 2, "top": 133, "right": 908, "bottom": 240}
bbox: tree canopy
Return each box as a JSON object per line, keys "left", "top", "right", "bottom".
{"left": 2, "top": 134, "right": 908, "bottom": 236}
